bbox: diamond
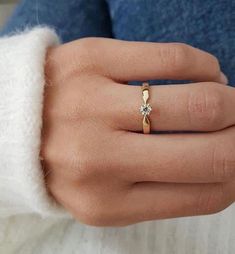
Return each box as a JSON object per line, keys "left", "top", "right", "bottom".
{"left": 140, "top": 104, "right": 152, "bottom": 116}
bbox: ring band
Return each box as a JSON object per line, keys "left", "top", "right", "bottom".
{"left": 140, "top": 82, "right": 152, "bottom": 134}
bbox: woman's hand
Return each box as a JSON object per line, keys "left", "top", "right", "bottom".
{"left": 42, "top": 38, "right": 234, "bottom": 226}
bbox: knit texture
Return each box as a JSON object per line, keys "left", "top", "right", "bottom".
{"left": 0, "top": 28, "right": 67, "bottom": 217}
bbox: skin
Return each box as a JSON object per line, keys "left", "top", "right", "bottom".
{"left": 41, "top": 38, "right": 235, "bottom": 227}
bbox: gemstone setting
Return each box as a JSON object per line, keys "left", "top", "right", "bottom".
{"left": 140, "top": 103, "right": 152, "bottom": 116}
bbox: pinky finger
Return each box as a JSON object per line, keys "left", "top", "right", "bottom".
{"left": 124, "top": 182, "right": 233, "bottom": 224}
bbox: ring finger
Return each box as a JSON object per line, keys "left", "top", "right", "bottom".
{"left": 112, "top": 82, "right": 235, "bottom": 132}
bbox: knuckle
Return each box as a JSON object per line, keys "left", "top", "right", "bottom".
{"left": 187, "top": 83, "right": 225, "bottom": 129}
{"left": 160, "top": 43, "right": 190, "bottom": 72}
{"left": 77, "top": 37, "right": 97, "bottom": 53}
{"left": 72, "top": 152, "right": 96, "bottom": 179}
{"left": 222, "top": 153, "right": 235, "bottom": 181}
{"left": 209, "top": 134, "right": 235, "bottom": 181}
{"left": 68, "top": 131, "right": 115, "bottom": 179}
{"left": 217, "top": 140, "right": 235, "bottom": 181}
{"left": 73, "top": 145, "right": 108, "bottom": 180}
{"left": 69, "top": 150, "right": 84, "bottom": 172}
{"left": 62, "top": 138, "right": 96, "bottom": 178}
{"left": 73, "top": 38, "right": 101, "bottom": 73}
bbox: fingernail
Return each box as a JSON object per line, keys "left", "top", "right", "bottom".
{"left": 220, "top": 72, "right": 228, "bottom": 84}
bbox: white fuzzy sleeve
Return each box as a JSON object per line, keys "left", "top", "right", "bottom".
{"left": 0, "top": 28, "right": 68, "bottom": 217}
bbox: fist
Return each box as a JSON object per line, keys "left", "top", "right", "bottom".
{"left": 41, "top": 38, "right": 234, "bottom": 226}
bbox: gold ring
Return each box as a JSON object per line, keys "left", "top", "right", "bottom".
{"left": 140, "top": 82, "right": 152, "bottom": 134}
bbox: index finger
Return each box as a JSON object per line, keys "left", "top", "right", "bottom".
{"left": 74, "top": 38, "right": 227, "bottom": 84}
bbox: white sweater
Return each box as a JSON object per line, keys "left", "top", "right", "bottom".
{"left": 0, "top": 28, "right": 66, "bottom": 217}
{"left": 0, "top": 28, "right": 234, "bottom": 254}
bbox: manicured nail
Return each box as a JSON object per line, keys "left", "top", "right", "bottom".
{"left": 220, "top": 72, "right": 228, "bottom": 84}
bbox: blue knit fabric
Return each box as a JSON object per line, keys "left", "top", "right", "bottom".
{"left": 0, "top": 0, "right": 113, "bottom": 41}
{"left": 1, "top": 0, "right": 234, "bottom": 85}
{"left": 107, "top": 0, "right": 235, "bottom": 85}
